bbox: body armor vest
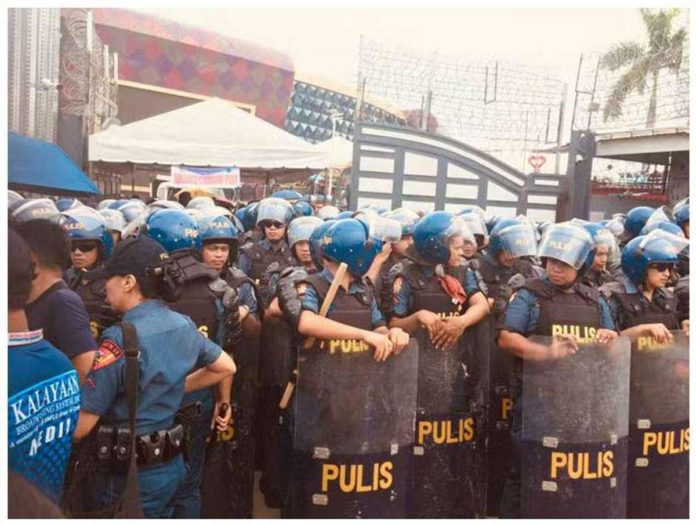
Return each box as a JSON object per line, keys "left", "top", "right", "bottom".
{"left": 399, "top": 260, "right": 465, "bottom": 317}
{"left": 613, "top": 289, "right": 679, "bottom": 330}
{"left": 474, "top": 256, "right": 534, "bottom": 320}
{"left": 70, "top": 271, "right": 115, "bottom": 338}
{"left": 167, "top": 253, "right": 220, "bottom": 340}
{"left": 241, "top": 241, "right": 294, "bottom": 283}
{"left": 523, "top": 278, "right": 602, "bottom": 340}
{"left": 305, "top": 274, "right": 373, "bottom": 331}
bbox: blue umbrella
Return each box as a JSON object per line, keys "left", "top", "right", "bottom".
{"left": 9, "top": 132, "right": 100, "bottom": 196}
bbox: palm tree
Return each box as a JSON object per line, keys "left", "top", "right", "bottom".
{"left": 601, "top": 8, "right": 687, "bottom": 128}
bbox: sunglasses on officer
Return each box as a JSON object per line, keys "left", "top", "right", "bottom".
{"left": 264, "top": 221, "right": 285, "bottom": 230}
{"left": 71, "top": 241, "right": 98, "bottom": 253}
{"left": 648, "top": 263, "right": 673, "bottom": 273}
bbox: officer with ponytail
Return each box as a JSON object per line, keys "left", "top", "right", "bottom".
{"left": 142, "top": 209, "right": 240, "bottom": 518}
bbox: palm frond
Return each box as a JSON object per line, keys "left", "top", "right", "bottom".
{"left": 602, "top": 65, "right": 649, "bottom": 122}
{"left": 601, "top": 42, "right": 645, "bottom": 71}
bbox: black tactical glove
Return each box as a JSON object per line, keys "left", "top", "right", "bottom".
{"left": 277, "top": 267, "right": 308, "bottom": 330}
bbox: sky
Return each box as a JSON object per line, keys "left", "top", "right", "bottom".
{"left": 137, "top": 7, "right": 667, "bottom": 88}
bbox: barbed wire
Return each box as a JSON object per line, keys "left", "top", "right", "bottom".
{"left": 571, "top": 36, "right": 689, "bottom": 133}
{"left": 357, "top": 36, "right": 568, "bottom": 170}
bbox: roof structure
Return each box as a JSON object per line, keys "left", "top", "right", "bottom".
{"left": 89, "top": 98, "right": 332, "bottom": 169}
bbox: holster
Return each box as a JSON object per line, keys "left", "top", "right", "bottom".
{"left": 175, "top": 401, "right": 202, "bottom": 462}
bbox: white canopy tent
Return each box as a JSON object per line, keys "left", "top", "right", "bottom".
{"left": 89, "top": 98, "right": 333, "bottom": 169}
{"left": 313, "top": 135, "right": 354, "bottom": 169}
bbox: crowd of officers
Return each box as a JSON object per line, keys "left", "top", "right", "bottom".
{"left": 7, "top": 185, "right": 690, "bottom": 518}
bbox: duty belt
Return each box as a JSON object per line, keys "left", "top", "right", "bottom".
{"left": 95, "top": 423, "right": 186, "bottom": 469}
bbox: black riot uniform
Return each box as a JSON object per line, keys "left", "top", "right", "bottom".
{"left": 239, "top": 238, "right": 295, "bottom": 285}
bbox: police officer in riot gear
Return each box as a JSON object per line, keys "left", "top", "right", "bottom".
{"left": 142, "top": 209, "right": 239, "bottom": 518}
{"left": 673, "top": 198, "right": 689, "bottom": 238}
{"left": 279, "top": 217, "right": 411, "bottom": 518}
{"left": 196, "top": 213, "right": 262, "bottom": 518}
{"left": 464, "top": 217, "right": 539, "bottom": 516}
{"left": 497, "top": 222, "right": 619, "bottom": 517}
{"left": 238, "top": 198, "right": 295, "bottom": 284}
{"left": 386, "top": 211, "right": 490, "bottom": 517}
{"left": 71, "top": 236, "right": 236, "bottom": 518}
{"left": 256, "top": 215, "right": 323, "bottom": 508}
{"left": 580, "top": 222, "right": 624, "bottom": 289}
{"left": 608, "top": 230, "right": 688, "bottom": 339}
{"left": 62, "top": 213, "right": 118, "bottom": 339}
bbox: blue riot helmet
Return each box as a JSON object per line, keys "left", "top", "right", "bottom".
{"left": 412, "top": 211, "right": 475, "bottom": 265}
{"left": 148, "top": 199, "right": 185, "bottom": 211}
{"left": 8, "top": 190, "right": 23, "bottom": 208}
{"left": 235, "top": 202, "right": 259, "bottom": 232}
{"left": 10, "top": 198, "right": 61, "bottom": 224}
{"left": 538, "top": 222, "right": 594, "bottom": 273}
{"left": 673, "top": 200, "right": 689, "bottom": 234}
{"left": 488, "top": 218, "right": 538, "bottom": 260}
{"left": 272, "top": 189, "right": 303, "bottom": 203}
{"left": 256, "top": 197, "right": 294, "bottom": 228}
{"left": 625, "top": 206, "right": 655, "bottom": 239}
{"left": 309, "top": 219, "right": 335, "bottom": 270}
{"left": 56, "top": 197, "right": 83, "bottom": 212}
{"left": 108, "top": 199, "right": 128, "bottom": 210}
{"left": 198, "top": 215, "right": 240, "bottom": 263}
{"left": 118, "top": 200, "right": 147, "bottom": 224}
{"left": 97, "top": 199, "right": 115, "bottom": 211}
{"left": 143, "top": 209, "right": 201, "bottom": 253}
{"left": 599, "top": 218, "right": 625, "bottom": 239}
{"left": 293, "top": 200, "right": 314, "bottom": 218}
{"left": 336, "top": 210, "right": 353, "bottom": 220}
{"left": 485, "top": 214, "right": 501, "bottom": 235}
{"left": 61, "top": 213, "right": 114, "bottom": 260}
{"left": 317, "top": 205, "right": 340, "bottom": 221}
{"left": 640, "top": 220, "right": 685, "bottom": 238}
{"left": 621, "top": 230, "right": 686, "bottom": 287}
{"left": 288, "top": 216, "right": 323, "bottom": 251}
{"left": 322, "top": 218, "right": 383, "bottom": 277}
{"left": 582, "top": 222, "right": 618, "bottom": 266}
{"left": 187, "top": 196, "right": 216, "bottom": 210}
{"left": 384, "top": 208, "right": 420, "bottom": 237}
{"left": 186, "top": 208, "right": 206, "bottom": 222}
{"left": 99, "top": 209, "right": 126, "bottom": 235}
{"left": 457, "top": 210, "right": 489, "bottom": 249}
{"left": 200, "top": 205, "right": 233, "bottom": 219}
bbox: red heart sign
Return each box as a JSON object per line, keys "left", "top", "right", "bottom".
{"left": 528, "top": 155, "right": 546, "bottom": 172}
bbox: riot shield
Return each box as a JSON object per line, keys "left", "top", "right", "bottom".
{"left": 486, "top": 321, "right": 515, "bottom": 516}
{"left": 257, "top": 315, "right": 296, "bottom": 508}
{"left": 290, "top": 338, "right": 418, "bottom": 518}
{"left": 520, "top": 336, "right": 630, "bottom": 518}
{"left": 627, "top": 330, "right": 689, "bottom": 518}
{"left": 201, "top": 328, "right": 260, "bottom": 518}
{"left": 409, "top": 319, "right": 490, "bottom": 518}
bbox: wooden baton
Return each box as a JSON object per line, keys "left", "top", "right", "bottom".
{"left": 279, "top": 262, "right": 349, "bottom": 409}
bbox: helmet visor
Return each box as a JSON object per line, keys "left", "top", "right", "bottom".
{"left": 288, "top": 217, "right": 323, "bottom": 246}
{"left": 644, "top": 206, "right": 674, "bottom": 229}
{"left": 368, "top": 216, "right": 402, "bottom": 243}
{"left": 538, "top": 224, "right": 593, "bottom": 270}
{"left": 642, "top": 229, "right": 689, "bottom": 255}
{"left": 496, "top": 224, "right": 538, "bottom": 258}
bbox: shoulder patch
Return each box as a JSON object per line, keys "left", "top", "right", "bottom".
{"left": 296, "top": 282, "right": 308, "bottom": 297}
{"left": 92, "top": 339, "right": 124, "bottom": 371}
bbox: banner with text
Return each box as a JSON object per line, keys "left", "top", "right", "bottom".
{"left": 171, "top": 166, "right": 241, "bottom": 188}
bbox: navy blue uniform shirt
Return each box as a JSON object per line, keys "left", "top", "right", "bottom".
{"left": 25, "top": 281, "right": 97, "bottom": 360}
{"left": 80, "top": 300, "right": 223, "bottom": 434}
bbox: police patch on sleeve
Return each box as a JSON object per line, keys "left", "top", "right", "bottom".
{"left": 92, "top": 339, "right": 124, "bottom": 371}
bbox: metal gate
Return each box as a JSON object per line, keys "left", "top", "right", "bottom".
{"left": 349, "top": 123, "right": 563, "bottom": 222}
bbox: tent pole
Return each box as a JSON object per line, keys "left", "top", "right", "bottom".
{"left": 131, "top": 163, "right": 135, "bottom": 196}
